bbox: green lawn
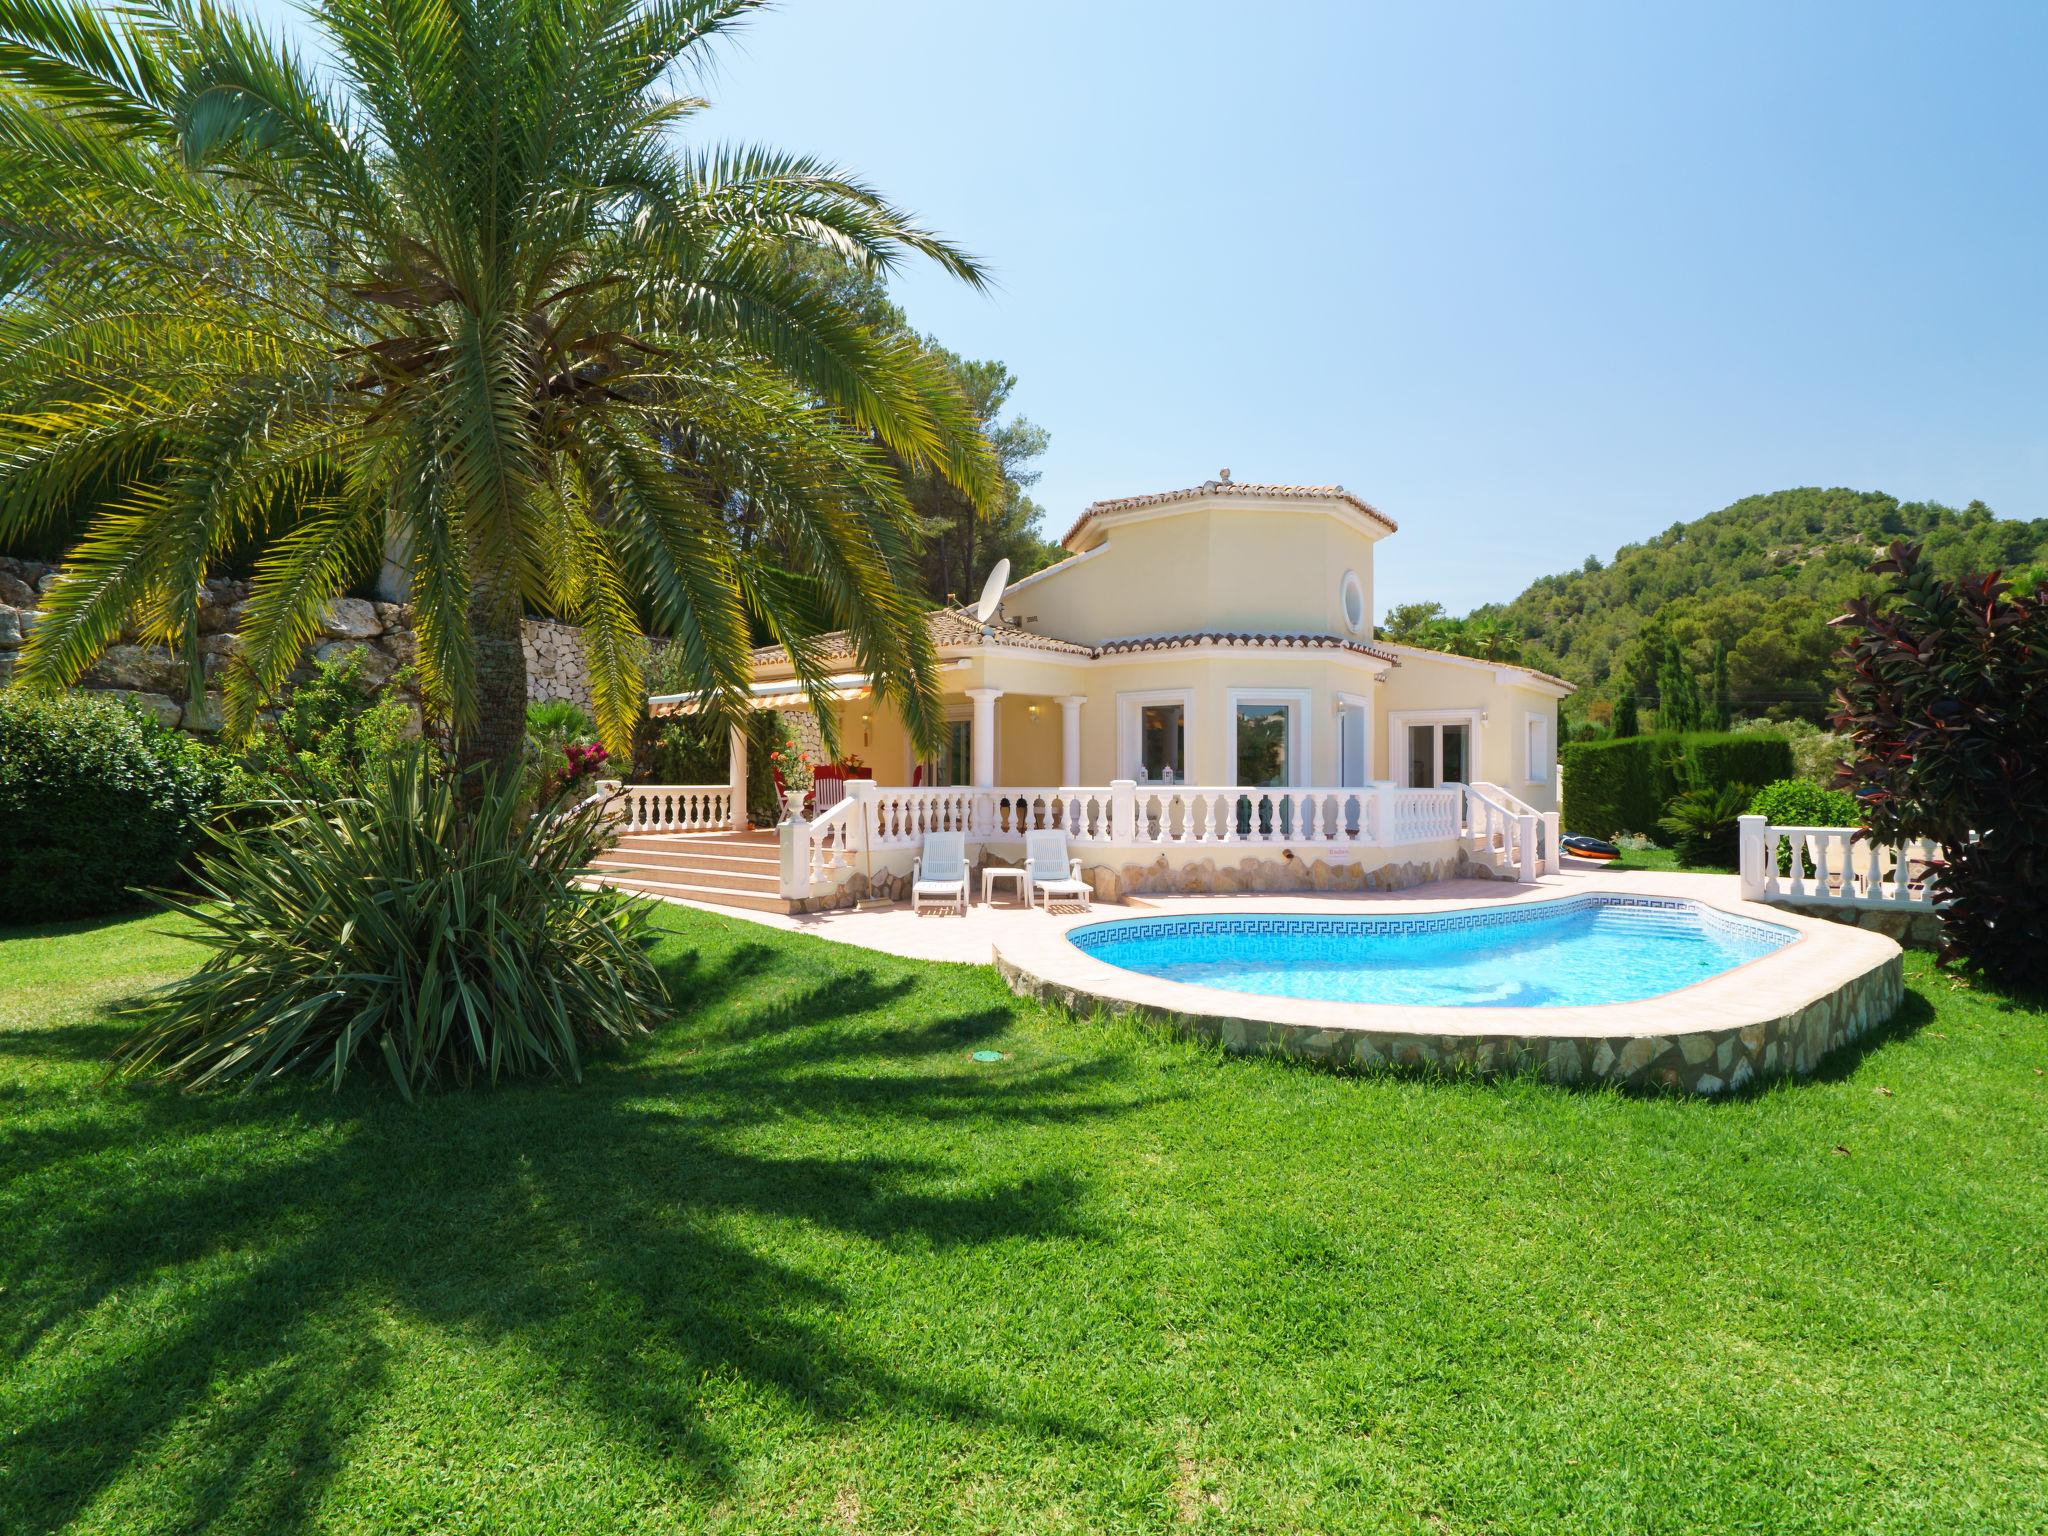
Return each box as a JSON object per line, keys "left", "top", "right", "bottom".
{"left": 3, "top": 905, "right": 2045, "bottom": 1534}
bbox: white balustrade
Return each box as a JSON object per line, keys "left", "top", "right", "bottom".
{"left": 759, "top": 781, "right": 1490, "bottom": 900}
{"left": 610, "top": 783, "right": 733, "bottom": 834}
{"left": 1737, "top": 816, "right": 1944, "bottom": 909}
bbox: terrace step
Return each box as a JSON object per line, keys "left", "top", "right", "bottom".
{"left": 584, "top": 871, "right": 795, "bottom": 914}
{"left": 587, "top": 827, "right": 792, "bottom": 912}
{"left": 587, "top": 854, "right": 779, "bottom": 895}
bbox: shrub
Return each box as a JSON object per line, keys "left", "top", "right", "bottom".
{"left": 1657, "top": 782, "right": 1756, "bottom": 868}
{"left": 115, "top": 751, "right": 667, "bottom": 1096}
{"left": 0, "top": 691, "right": 237, "bottom": 922}
{"left": 1561, "top": 731, "right": 1793, "bottom": 841}
{"left": 526, "top": 699, "right": 597, "bottom": 748}
{"left": 1682, "top": 732, "right": 1794, "bottom": 796}
{"left": 241, "top": 651, "right": 419, "bottom": 799}
{"left": 1833, "top": 543, "right": 2048, "bottom": 990}
{"left": 1748, "top": 778, "right": 1859, "bottom": 829}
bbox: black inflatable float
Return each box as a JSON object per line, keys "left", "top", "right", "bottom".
{"left": 1560, "top": 834, "right": 1621, "bottom": 863}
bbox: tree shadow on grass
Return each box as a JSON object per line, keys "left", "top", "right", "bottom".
{"left": 0, "top": 922, "right": 1152, "bottom": 1534}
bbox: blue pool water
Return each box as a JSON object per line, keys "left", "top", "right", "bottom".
{"left": 1066, "top": 897, "right": 1796, "bottom": 1008}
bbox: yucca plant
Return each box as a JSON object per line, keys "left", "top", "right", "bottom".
{"left": 116, "top": 751, "right": 666, "bottom": 1096}
{"left": 0, "top": 0, "right": 996, "bottom": 775}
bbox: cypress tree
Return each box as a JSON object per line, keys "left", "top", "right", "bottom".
{"left": 1614, "top": 690, "right": 1639, "bottom": 738}
{"left": 1710, "top": 640, "right": 1732, "bottom": 730}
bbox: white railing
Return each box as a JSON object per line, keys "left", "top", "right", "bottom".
{"left": 803, "top": 793, "right": 861, "bottom": 888}
{"left": 770, "top": 779, "right": 1495, "bottom": 899}
{"left": 1737, "top": 816, "right": 1943, "bottom": 909}
{"left": 1466, "top": 781, "right": 1559, "bottom": 881}
{"left": 609, "top": 782, "right": 734, "bottom": 834}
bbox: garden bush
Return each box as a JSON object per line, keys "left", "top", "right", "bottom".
{"left": 1833, "top": 543, "right": 2048, "bottom": 990}
{"left": 240, "top": 651, "right": 419, "bottom": 799}
{"left": 1562, "top": 731, "right": 1793, "bottom": 841}
{"left": 116, "top": 750, "right": 667, "bottom": 1095}
{"left": 1748, "top": 778, "right": 1859, "bottom": 829}
{"left": 0, "top": 691, "right": 239, "bottom": 922}
{"left": 1682, "top": 731, "right": 1793, "bottom": 795}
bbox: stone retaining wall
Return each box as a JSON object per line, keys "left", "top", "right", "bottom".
{"left": 1765, "top": 897, "right": 1943, "bottom": 950}
{"left": 0, "top": 556, "right": 598, "bottom": 730}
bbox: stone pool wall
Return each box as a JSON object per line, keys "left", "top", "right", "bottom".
{"left": 995, "top": 947, "right": 1905, "bottom": 1096}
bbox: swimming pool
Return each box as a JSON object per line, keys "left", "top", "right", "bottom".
{"left": 1065, "top": 896, "right": 1796, "bottom": 1008}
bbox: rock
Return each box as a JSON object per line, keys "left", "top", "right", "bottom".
{"left": 314, "top": 638, "right": 397, "bottom": 688}
{"left": 0, "top": 572, "right": 33, "bottom": 608}
{"left": 101, "top": 688, "right": 183, "bottom": 728}
{"left": 85, "top": 642, "right": 186, "bottom": 694}
{"left": 182, "top": 693, "right": 226, "bottom": 732}
{"left": 0, "top": 607, "right": 19, "bottom": 650}
{"left": 375, "top": 626, "right": 417, "bottom": 668}
{"left": 201, "top": 631, "right": 244, "bottom": 680}
{"left": 320, "top": 596, "right": 383, "bottom": 640}
{"left": 37, "top": 570, "right": 60, "bottom": 594}
{"left": 0, "top": 652, "right": 14, "bottom": 688}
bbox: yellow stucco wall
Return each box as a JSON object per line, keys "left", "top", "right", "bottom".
{"left": 1013, "top": 498, "right": 1384, "bottom": 646}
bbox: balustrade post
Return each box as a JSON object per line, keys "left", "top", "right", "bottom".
{"left": 1736, "top": 815, "right": 1767, "bottom": 900}
{"left": 1366, "top": 782, "right": 1395, "bottom": 846}
{"left": 1515, "top": 813, "right": 1538, "bottom": 883}
{"left": 1110, "top": 779, "right": 1138, "bottom": 846}
{"left": 778, "top": 804, "right": 812, "bottom": 900}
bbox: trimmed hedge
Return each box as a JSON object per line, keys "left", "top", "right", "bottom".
{"left": 1561, "top": 731, "right": 1793, "bottom": 840}
{"left": 0, "top": 691, "right": 235, "bottom": 923}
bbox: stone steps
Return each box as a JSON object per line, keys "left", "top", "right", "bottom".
{"left": 586, "top": 829, "right": 793, "bottom": 913}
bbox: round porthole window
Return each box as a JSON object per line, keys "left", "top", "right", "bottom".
{"left": 1340, "top": 569, "right": 1366, "bottom": 634}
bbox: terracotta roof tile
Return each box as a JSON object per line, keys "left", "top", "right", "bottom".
{"left": 748, "top": 607, "right": 1093, "bottom": 667}
{"left": 1061, "top": 479, "right": 1396, "bottom": 549}
{"left": 1093, "top": 631, "right": 1399, "bottom": 663}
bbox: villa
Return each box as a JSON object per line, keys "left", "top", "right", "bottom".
{"left": 602, "top": 475, "right": 1575, "bottom": 911}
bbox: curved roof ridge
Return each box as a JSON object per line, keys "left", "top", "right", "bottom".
{"left": 1061, "top": 479, "right": 1396, "bottom": 549}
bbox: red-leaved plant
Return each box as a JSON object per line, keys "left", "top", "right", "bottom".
{"left": 1830, "top": 543, "right": 2048, "bottom": 990}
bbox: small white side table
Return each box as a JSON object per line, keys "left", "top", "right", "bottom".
{"left": 981, "top": 865, "right": 1029, "bottom": 907}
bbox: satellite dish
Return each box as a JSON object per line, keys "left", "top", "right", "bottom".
{"left": 973, "top": 558, "right": 1012, "bottom": 625}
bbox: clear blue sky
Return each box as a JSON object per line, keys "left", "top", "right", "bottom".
{"left": 247, "top": 0, "right": 2048, "bottom": 617}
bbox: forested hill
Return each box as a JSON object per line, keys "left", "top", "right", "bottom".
{"left": 1479, "top": 488, "right": 2048, "bottom": 724}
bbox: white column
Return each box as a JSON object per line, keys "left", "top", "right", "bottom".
{"left": 1056, "top": 695, "right": 1085, "bottom": 786}
{"left": 727, "top": 721, "right": 748, "bottom": 831}
{"left": 966, "top": 688, "right": 1002, "bottom": 788}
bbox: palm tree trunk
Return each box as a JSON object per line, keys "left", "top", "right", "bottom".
{"left": 461, "top": 559, "right": 528, "bottom": 787}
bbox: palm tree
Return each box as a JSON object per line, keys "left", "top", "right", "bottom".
{"left": 0, "top": 0, "right": 997, "bottom": 778}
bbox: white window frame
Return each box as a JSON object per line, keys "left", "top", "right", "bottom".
{"left": 1117, "top": 688, "right": 1195, "bottom": 782}
{"left": 1227, "top": 688, "right": 1312, "bottom": 788}
{"left": 1387, "top": 707, "right": 1483, "bottom": 788}
{"left": 1334, "top": 689, "right": 1373, "bottom": 788}
{"left": 1523, "top": 709, "right": 1551, "bottom": 786}
{"left": 1339, "top": 569, "right": 1367, "bottom": 635}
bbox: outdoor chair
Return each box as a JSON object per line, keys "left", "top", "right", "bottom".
{"left": 912, "top": 831, "right": 969, "bottom": 915}
{"left": 1023, "top": 829, "right": 1092, "bottom": 912}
